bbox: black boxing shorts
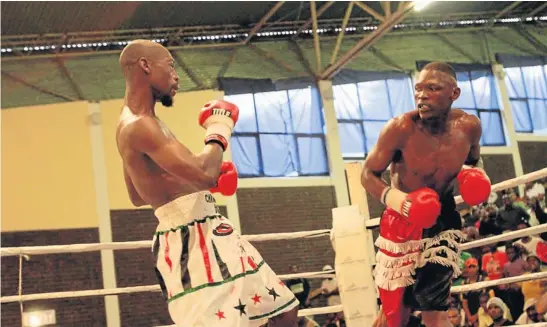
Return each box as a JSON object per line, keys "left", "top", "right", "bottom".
{"left": 403, "top": 193, "right": 467, "bottom": 311}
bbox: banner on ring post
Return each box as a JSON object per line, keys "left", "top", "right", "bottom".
{"left": 332, "top": 205, "right": 378, "bottom": 327}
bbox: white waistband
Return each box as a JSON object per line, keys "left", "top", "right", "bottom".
{"left": 154, "top": 191, "right": 219, "bottom": 226}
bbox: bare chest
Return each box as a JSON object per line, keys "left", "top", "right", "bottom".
{"left": 397, "top": 130, "right": 471, "bottom": 184}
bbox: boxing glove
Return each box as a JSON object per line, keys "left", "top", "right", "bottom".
{"left": 457, "top": 167, "right": 491, "bottom": 206}
{"left": 382, "top": 187, "right": 441, "bottom": 229}
{"left": 199, "top": 100, "right": 240, "bottom": 151}
{"left": 210, "top": 162, "right": 238, "bottom": 196}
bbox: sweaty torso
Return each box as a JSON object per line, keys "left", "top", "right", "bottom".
{"left": 390, "top": 110, "right": 474, "bottom": 198}
{"left": 116, "top": 107, "right": 200, "bottom": 208}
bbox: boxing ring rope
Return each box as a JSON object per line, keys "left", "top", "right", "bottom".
{"left": 1, "top": 167, "right": 546, "bottom": 325}
{"left": 0, "top": 229, "right": 331, "bottom": 257}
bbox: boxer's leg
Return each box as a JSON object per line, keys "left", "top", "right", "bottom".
{"left": 268, "top": 306, "right": 299, "bottom": 327}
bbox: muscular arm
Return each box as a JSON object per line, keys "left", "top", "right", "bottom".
{"left": 123, "top": 166, "right": 146, "bottom": 207}
{"left": 128, "top": 117, "right": 223, "bottom": 188}
{"left": 361, "top": 117, "right": 408, "bottom": 200}
{"left": 464, "top": 114, "right": 483, "bottom": 168}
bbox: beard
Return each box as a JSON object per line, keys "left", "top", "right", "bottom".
{"left": 160, "top": 94, "right": 173, "bottom": 107}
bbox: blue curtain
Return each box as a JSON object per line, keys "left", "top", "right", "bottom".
{"left": 503, "top": 65, "right": 547, "bottom": 133}
{"left": 226, "top": 87, "right": 328, "bottom": 177}
{"left": 333, "top": 75, "right": 415, "bottom": 159}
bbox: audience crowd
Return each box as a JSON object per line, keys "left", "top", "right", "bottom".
{"left": 284, "top": 179, "right": 547, "bottom": 327}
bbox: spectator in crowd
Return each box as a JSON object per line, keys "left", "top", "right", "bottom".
{"left": 486, "top": 297, "right": 513, "bottom": 327}
{"left": 497, "top": 193, "right": 530, "bottom": 230}
{"left": 515, "top": 298, "right": 547, "bottom": 325}
{"left": 513, "top": 222, "right": 547, "bottom": 258}
{"left": 308, "top": 265, "right": 344, "bottom": 327}
{"left": 454, "top": 251, "right": 474, "bottom": 286}
{"left": 448, "top": 307, "right": 469, "bottom": 327}
{"left": 284, "top": 265, "right": 319, "bottom": 327}
{"left": 449, "top": 295, "right": 468, "bottom": 327}
{"left": 500, "top": 244, "right": 526, "bottom": 320}
{"left": 477, "top": 294, "right": 513, "bottom": 327}
{"left": 520, "top": 254, "right": 547, "bottom": 304}
{"left": 460, "top": 258, "right": 488, "bottom": 327}
{"left": 481, "top": 245, "right": 508, "bottom": 281}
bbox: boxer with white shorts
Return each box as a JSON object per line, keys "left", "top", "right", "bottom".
{"left": 116, "top": 39, "right": 298, "bottom": 327}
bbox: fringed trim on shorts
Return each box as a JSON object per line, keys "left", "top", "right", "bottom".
{"left": 376, "top": 251, "right": 420, "bottom": 268}
{"left": 375, "top": 236, "right": 422, "bottom": 254}
{"left": 416, "top": 245, "right": 463, "bottom": 278}
{"left": 421, "top": 230, "right": 467, "bottom": 251}
{"left": 374, "top": 262, "right": 416, "bottom": 280}
{"left": 374, "top": 273, "right": 416, "bottom": 291}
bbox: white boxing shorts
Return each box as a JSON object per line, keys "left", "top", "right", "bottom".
{"left": 152, "top": 191, "right": 299, "bottom": 327}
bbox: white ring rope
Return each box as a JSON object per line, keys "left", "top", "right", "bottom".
{"left": 0, "top": 229, "right": 331, "bottom": 257}
{"left": 460, "top": 223, "right": 547, "bottom": 250}
{"left": 366, "top": 168, "right": 547, "bottom": 228}
{"left": 0, "top": 269, "right": 335, "bottom": 304}
{"left": 3, "top": 269, "right": 544, "bottom": 304}
{"left": 450, "top": 271, "right": 547, "bottom": 293}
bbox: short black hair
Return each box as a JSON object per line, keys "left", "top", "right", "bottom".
{"left": 422, "top": 61, "right": 457, "bottom": 80}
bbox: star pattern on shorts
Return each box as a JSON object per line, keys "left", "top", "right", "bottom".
{"left": 234, "top": 299, "right": 247, "bottom": 316}
{"left": 251, "top": 294, "right": 262, "bottom": 304}
{"left": 215, "top": 310, "right": 226, "bottom": 320}
{"left": 267, "top": 286, "right": 280, "bottom": 301}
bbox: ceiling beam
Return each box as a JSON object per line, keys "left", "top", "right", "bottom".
{"left": 55, "top": 58, "right": 86, "bottom": 100}
{"left": 170, "top": 51, "right": 207, "bottom": 89}
{"left": 288, "top": 40, "right": 316, "bottom": 77}
{"left": 321, "top": 2, "right": 414, "bottom": 80}
{"left": 369, "top": 46, "right": 405, "bottom": 72}
{"left": 310, "top": 1, "right": 322, "bottom": 74}
{"left": 382, "top": 1, "right": 391, "bottom": 18}
{"left": 353, "top": 1, "right": 385, "bottom": 23}
{"left": 488, "top": 1, "right": 522, "bottom": 27}
{"left": 330, "top": 2, "right": 354, "bottom": 65}
{"left": 434, "top": 33, "right": 481, "bottom": 63}
{"left": 520, "top": 2, "right": 547, "bottom": 20}
{"left": 511, "top": 26, "right": 547, "bottom": 54}
{"left": 292, "top": 1, "right": 335, "bottom": 38}
{"left": 216, "top": 48, "right": 239, "bottom": 79}
{"left": 246, "top": 43, "right": 297, "bottom": 74}
{"left": 2, "top": 71, "right": 78, "bottom": 101}
{"left": 243, "top": 1, "right": 286, "bottom": 44}
{"left": 486, "top": 29, "right": 540, "bottom": 56}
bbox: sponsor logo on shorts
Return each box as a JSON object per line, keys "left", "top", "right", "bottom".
{"left": 213, "top": 223, "right": 233, "bottom": 236}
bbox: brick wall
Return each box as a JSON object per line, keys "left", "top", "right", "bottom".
{"left": 111, "top": 205, "right": 227, "bottom": 327}
{"left": 1, "top": 229, "right": 105, "bottom": 327}
{"left": 518, "top": 141, "right": 547, "bottom": 175}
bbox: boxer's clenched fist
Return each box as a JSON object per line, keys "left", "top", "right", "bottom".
{"left": 199, "top": 100, "right": 239, "bottom": 151}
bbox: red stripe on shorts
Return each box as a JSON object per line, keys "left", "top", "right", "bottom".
{"left": 240, "top": 257, "right": 245, "bottom": 272}
{"left": 196, "top": 223, "right": 214, "bottom": 283}
{"left": 247, "top": 256, "right": 257, "bottom": 270}
{"left": 164, "top": 232, "right": 173, "bottom": 272}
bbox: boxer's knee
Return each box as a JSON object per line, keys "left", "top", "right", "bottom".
{"left": 421, "top": 311, "right": 450, "bottom": 327}
{"left": 268, "top": 306, "right": 298, "bottom": 327}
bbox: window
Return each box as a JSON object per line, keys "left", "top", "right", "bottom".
{"left": 503, "top": 64, "right": 547, "bottom": 134}
{"left": 225, "top": 87, "right": 329, "bottom": 177}
{"left": 333, "top": 76, "right": 415, "bottom": 159}
{"left": 453, "top": 70, "right": 506, "bottom": 145}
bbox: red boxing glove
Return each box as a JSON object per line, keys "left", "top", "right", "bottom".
{"left": 199, "top": 100, "right": 240, "bottom": 151}
{"left": 457, "top": 167, "right": 491, "bottom": 206}
{"left": 401, "top": 188, "right": 441, "bottom": 229}
{"left": 210, "top": 162, "right": 238, "bottom": 196}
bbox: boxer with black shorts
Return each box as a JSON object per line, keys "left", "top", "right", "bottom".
{"left": 361, "top": 62, "right": 492, "bottom": 327}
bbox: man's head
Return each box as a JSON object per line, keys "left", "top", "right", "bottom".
{"left": 487, "top": 297, "right": 506, "bottom": 321}
{"left": 526, "top": 254, "right": 541, "bottom": 272}
{"left": 506, "top": 244, "right": 519, "bottom": 261}
{"left": 447, "top": 308, "right": 461, "bottom": 327}
{"left": 524, "top": 298, "right": 542, "bottom": 322}
{"left": 465, "top": 257, "right": 479, "bottom": 277}
{"left": 120, "top": 40, "right": 179, "bottom": 107}
{"left": 414, "top": 62, "right": 460, "bottom": 121}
